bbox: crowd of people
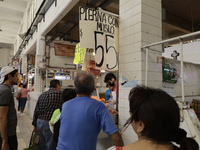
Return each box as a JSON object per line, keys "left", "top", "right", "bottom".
{"left": 0, "top": 66, "right": 199, "bottom": 150}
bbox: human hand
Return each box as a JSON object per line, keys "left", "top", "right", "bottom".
{"left": 49, "top": 121, "right": 54, "bottom": 126}
{"left": 33, "top": 127, "right": 38, "bottom": 132}
{"left": 2, "top": 141, "right": 9, "bottom": 150}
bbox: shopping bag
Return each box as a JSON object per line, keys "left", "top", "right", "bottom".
{"left": 23, "top": 145, "right": 35, "bottom": 150}
{"left": 16, "top": 92, "right": 21, "bottom": 100}
{"left": 23, "top": 131, "right": 39, "bottom": 150}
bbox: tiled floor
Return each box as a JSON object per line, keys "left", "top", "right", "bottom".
{"left": 17, "top": 112, "right": 33, "bottom": 150}
{"left": 15, "top": 98, "right": 33, "bottom": 150}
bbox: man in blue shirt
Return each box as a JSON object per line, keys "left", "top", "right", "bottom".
{"left": 57, "top": 71, "right": 123, "bottom": 150}
{"left": 105, "top": 83, "right": 114, "bottom": 101}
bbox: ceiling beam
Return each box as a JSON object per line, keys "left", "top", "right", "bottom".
{"left": 1, "top": 20, "right": 21, "bottom": 28}
{"left": 1, "top": 26, "right": 18, "bottom": 33}
{"left": 165, "top": 10, "right": 192, "bottom": 33}
{"left": 163, "top": 22, "right": 191, "bottom": 34}
{"left": 0, "top": 12, "right": 23, "bottom": 22}
{"left": 0, "top": 37, "right": 14, "bottom": 44}
{"left": 0, "top": 1, "right": 27, "bottom": 12}
{"left": 0, "top": 32, "right": 16, "bottom": 38}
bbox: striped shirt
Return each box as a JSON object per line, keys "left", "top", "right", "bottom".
{"left": 32, "top": 88, "right": 62, "bottom": 127}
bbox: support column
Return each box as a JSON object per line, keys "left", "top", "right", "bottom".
{"left": 21, "top": 55, "right": 27, "bottom": 74}
{"left": 118, "top": 0, "right": 162, "bottom": 143}
{"left": 34, "top": 36, "right": 45, "bottom": 92}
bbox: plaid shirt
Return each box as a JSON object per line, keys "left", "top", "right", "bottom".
{"left": 32, "top": 88, "right": 62, "bottom": 127}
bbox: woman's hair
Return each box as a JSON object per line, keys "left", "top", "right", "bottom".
{"left": 74, "top": 71, "right": 95, "bottom": 95}
{"left": 19, "top": 83, "right": 23, "bottom": 87}
{"left": 23, "top": 84, "right": 27, "bottom": 88}
{"left": 60, "top": 88, "right": 76, "bottom": 110}
{"left": 124, "top": 86, "right": 199, "bottom": 150}
{"left": 62, "top": 88, "right": 76, "bottom": 103}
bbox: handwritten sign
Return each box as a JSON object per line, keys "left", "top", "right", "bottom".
{"left": 73, "top": 43, "right": 86, "bottom": 64}
{"left": 79, "top": 7, "right": 119, "bottom": 71}
{"left": 54, "top": 43, "right": 75, "bottom": 57}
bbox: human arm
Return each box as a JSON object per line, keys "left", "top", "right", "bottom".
{"left": 105, "top": 90, "right": 112, "bottom": 101}
{"left": 33, "top": 127, "right": 38, "bottom": 132}
{"left": 111, "top": 131, "right": 124, "bottom": 147}
{"left": 32, "top": 96, "right": 41, "bottom": 128}
{"left": 0, "top": 106, "right": 9, "bottom": 150}
{"left": 99, "top": 105, "right": 124, "bottom": 147}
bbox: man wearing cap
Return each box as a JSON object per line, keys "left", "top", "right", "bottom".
{"left": 0, "top": 66, "right": 19, "bottom": 150}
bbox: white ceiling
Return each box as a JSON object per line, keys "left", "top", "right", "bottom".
{"left": 0, "top": 0, "right": 28, "bottom": 49}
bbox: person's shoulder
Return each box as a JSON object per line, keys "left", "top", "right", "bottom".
{"left": 0, "top": 85, "right": 10, "bottom": 93}
{"left": 49, "top": 88, "right": 62, "bottom": 94}
{"left": 123, "top": 142, "right": 137, "bottom": 150}
{"left": 105, "top": 89, "right": 111, "bottom": 94}
{"left": 38, "top": 90, "right": 49, "bottom": 97}
{"left": 91, "top": 97, "right": 107, "bottom": 108}
{"left": 0, "top": 84, "right": 9, "bottom": 89}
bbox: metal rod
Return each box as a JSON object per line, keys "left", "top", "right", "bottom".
{"left": 145, "top": 47, "right": 149, "bottom": 86}
{"left": 116, "top": 52, "right": 119, "bottom": 112}
{"left": 141, "top": 30, "right": 200, "bottom": 49}
{"left": 180, "top": 39, "right": 185, "bottom": 102}
{"left": 46, "top": 69, "right": 48, "bottom": 88}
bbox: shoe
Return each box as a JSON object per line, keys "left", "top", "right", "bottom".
{"left": 20, "top": 113, "right": 25, "bottom": 116}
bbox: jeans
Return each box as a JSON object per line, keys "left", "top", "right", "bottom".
{"left": 37, "top": 118, "right": 53, "bottom": 150}
{"left": 20, "top": 98, "right": 27, "bottom": 111}
{"left": 18, "top": 99, "right": 21, "bottom": 111}
{"left": 0, "top": 134, "right": 18, "bottom": 150}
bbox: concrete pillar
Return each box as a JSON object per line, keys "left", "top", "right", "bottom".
{"left": 21, "top": 55, "right": 27, "bottom": 74}
{"left": 34, "top": 36, "right": 45, "bottom": 92}
{"left": 118, "top": 0, "right": 162, "bottom": 144}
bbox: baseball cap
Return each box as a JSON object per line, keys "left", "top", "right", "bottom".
{"left": 0, "top": 66, "right": 16, "bottom": 84}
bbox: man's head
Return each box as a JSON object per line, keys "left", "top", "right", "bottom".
{"left": 50, "top": 79, "right": 61, "bottom": 90}
{"left": 74, "top": 71, "right": 95, "bottom": 95}
{"left": 0, "top": 66, "right": 18, "bottom": 86}
{"left": 104, "top": 73, "right": 116, "bottom": 86}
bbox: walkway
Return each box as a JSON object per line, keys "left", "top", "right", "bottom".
{"left": 15, "top": 99, "right": 33, "bottom": 150}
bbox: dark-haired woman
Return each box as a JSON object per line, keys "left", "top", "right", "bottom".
{"left": 114, "top": 86, "right": 199, "bottom": 150}
{"left": 50, "top": 88, "right": 77, "bottom": 150}
{"left": 19, "top": 84, "right": 30, "bottom": 114}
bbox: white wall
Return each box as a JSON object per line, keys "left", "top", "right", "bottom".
{"left": 162, "top": 58, "right": 200, "bottom": 99}
{"left": 119, "top": 0, "right": 162, "bottom": 144}
{"left": 163, "top": 40, "right": 200, "bottom": 64}
{"left": 49, "top": 46, "right": 74, "bottom": 68}
{"left": 163, "top": 41, "right": 200, "bottom": 100}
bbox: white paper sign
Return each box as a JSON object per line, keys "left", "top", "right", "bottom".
{"left": 79, "top": 7, "right": 119, "bottom": 71}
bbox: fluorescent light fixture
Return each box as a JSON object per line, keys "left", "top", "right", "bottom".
{"left": 55, "top": 75, "right": 70, "bottom": 80}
